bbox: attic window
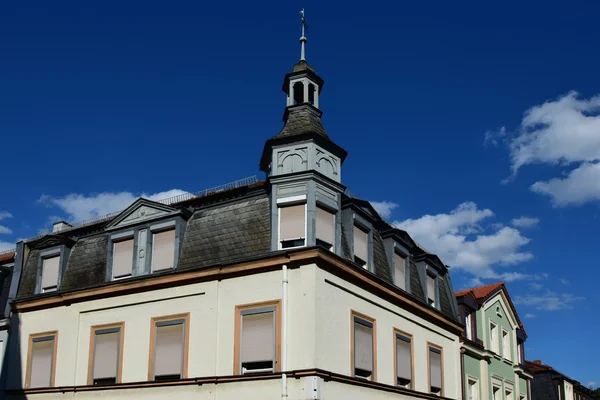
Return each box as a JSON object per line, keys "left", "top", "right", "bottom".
{"left": 426, "top": 274, "right": 436, "bottom": 307}
{"left": 112, "top": 239, "right": 134, "bottom": 280}
{"left": 279, "top": 203, "right": 306, "bottom": 249}
{"left": 353, "top": 225, "right": 368, "bottom": 269}
{"left": 151, "top": 229, "right": 176, "bottom": 272}
{"left": 315, "top": 206, "right": 335, "bottom": 251}
{"left": 41, "top": 255, "right": 60, "bottom": 293}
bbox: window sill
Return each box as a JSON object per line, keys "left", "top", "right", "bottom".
{"left": 503, "top": 358, "right": 513, "bottom": 366}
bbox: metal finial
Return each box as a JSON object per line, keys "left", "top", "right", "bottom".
{"left": 299, "top": 9, "right": 308, "bottom": 61}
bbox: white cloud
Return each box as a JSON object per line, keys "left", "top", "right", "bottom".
{"left": 0, "top": 211, "right": 13, "bottom": 235}
{"left": 524, "top": 313, "right": 536, "bottom": 319}
{"left": 514, "top": 290, "right": 584, "bottom": 311}
{"left": 0, "top": 242, "right": 14, "bottom": 252}
{"left": 484, "top": 126, "right": 507, "bottom": 148}
{"left": 510, "top": 217, "right": 540, "bottom": 228}
{"left": 393, "top": 202, "right": 533, "bottom": 280}
{"left": 529, "top": 282, "right": 543, "bottom": 290}
{"left": 560, "top": 278, "right": 570, "bottom": 285}
{"left": 370, "top": 201, "right": 399, "bottom": 220}
{"left": 39, "top": 189, "right": 190, "bottom": 222}
{"left": 530, "top": 161, "right": 600, "bottom": 206}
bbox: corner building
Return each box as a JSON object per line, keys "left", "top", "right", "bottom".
{"left": 4, "top": 45, "right": 464, "bottom": 400}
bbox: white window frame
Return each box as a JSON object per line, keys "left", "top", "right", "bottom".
{"left": 490, "top": 321, "right": 499, "bottom": 353}
{"left": 426, "top": 271, "right": 437, "bottom": 308}
{"left": 277, "top": 196, "right": 307, "bottom": 251}
{"left": 465, "top": 312, "right": 473, "bottom": 340}
{"left": 502, "top": 329, "right": 511, "bottom": 361}
{"left": 493, "top": 385, "right": 501, "bottom": 400}
{"left": 468, "top": 377, "right": 479, "bottom": 400}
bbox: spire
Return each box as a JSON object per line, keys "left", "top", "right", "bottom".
{"left": 300, "top": 9, "right": 308, "bottom": 61}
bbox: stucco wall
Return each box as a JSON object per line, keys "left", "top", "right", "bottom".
{"left": 464, "top": 354, "right": 482, "bottom": 400}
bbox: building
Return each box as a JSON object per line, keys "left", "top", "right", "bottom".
{"left": 0, "top": 250, "right": 15, "bottom": 383}
{"left": 455, "top": 283, "right": 533, "bottom": 400}
{"left": 3, "top": 20, "right": 465, "bottom": 400}
{"left": 525, "top": 360, "right": 596, "bottom": 400}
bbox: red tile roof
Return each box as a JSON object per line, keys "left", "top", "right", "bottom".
{"left": 455, "top": 282, "right": 504, "bottom": 299}
{"left": 525, "top": 360, "right": 553, "bottom": 373}
{"left": 0, "top": 251, "right": 14, "bottom": 263}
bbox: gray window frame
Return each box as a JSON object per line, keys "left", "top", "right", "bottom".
{"left": 351, "top": 214, "right": 374, "bottom": 272}
{"left": 152, "top": 318, "right": 186, "bottom": 381}
{"left": 395, "top": 332, "right": 412, "bottom": 387}
{"left": 352, "top": 316, "right": 374, "bottom": 379}
{"left": 91, "top": 326, "right": 122, "bottom": 384}
{"left": 35, "top": 246, "right": 70, "bottom": 294}
{"left": 425, "top": 266, "right": 440, "bottom": 309}
{"left": 239, "top": 306, "right": 277, "bottom": 374}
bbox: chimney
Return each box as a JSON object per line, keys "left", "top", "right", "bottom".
{"left": 52, "top": 221, "right": 72, "bottom": 233}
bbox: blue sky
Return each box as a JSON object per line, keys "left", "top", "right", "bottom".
{"left": 1, "top": 0, "right": 599, "bottom": 386}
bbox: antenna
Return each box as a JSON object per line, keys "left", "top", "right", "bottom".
{"left": 299, "top": 9, "right": 308, "bottom": 61}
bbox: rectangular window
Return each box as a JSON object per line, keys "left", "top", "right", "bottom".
{"left": 394, "top": 253, "right": 406, "bottom": 290}
{"left": 235, "top": 301, "right": 280, "bottom": 375}
{"left": 112, "top": 239, "right": 134, "bottom": 280}
{"left": 502, "top": 330, "right": 510, "bottom": 360}
{"left": 520, "top": 395, "right": 526, "bottom": 400}
{"left": 506, "top": 389, "right": 513, "bottom": 400}
{"left": 41, "top": 255, "right": 60, "bottom": 292}
{"left": 279, "top": 204, "right": 306, "bottom": 249}
{"left": 316, "top": 206, "right": 335, "bottom": 251}
{"left": 427, "top": 274, "right": 436, "bottom": 307}
{"left": 494, "top": 387, "right": 501, "bottom": 400}
{"left": 149, "top": 314, "right": 189, "bottom": 381}
{"left": 352, "top": 313, "right": 375, "bottom": 380}
{"left": 490, "top": 322, "right": 498, "bottom": 353}
{"left": 468, "top": 379, "right": 478, "bottom": 400}
{"left": 394, "top": 330, "right": 412, "bottom": 388}
{"left": 353, "top": 225, "right": 368, "bottom": 269}
{"left": 428, "top": 344, "right": 443, "bottom": 396}
{"left": 465, "top": 312, "right": 473, "bottom": 340}
{"left": 151, "top": 229, "right": 176, "bottom": 271}
{"left": 88, "top": 323, "right": 124, "bottom": 385}
{"left": 558, "top": 386, "right": 562, "bottom": 400}
{"left": 26, "top": 332, "right": 58, "bottom": 389}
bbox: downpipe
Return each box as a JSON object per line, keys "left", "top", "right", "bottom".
{"left": 281, "top": 264, "right": 288, "bottom": 399}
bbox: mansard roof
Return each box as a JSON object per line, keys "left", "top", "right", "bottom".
{"left": 0, "top": 251, "right": 14, "bottom": 319}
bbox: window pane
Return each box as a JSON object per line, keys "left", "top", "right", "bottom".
{"left": 241, "top": 311, "right": 274, "bottom": 368}
{"left": 466, "top": 314, "right": 472, "bottom": 340}
{"left": 353, "top": 226, "right": 368, "bottom": 262}
{"left": 316, "top": 207, "right": 334, "bottom": 247}
{"left": 427, "top": 275, "right": 436, "bottom": 304}
{"left": 396, "top": 335, "right": 411, "bottom": 383}
{"left": 112, "top": 240, "right": 133, "bottom": 279}
{"left": 93, "top": 331, "right": 119, "bottom": 380}
{"left": 152, "top": 229, "right": 176, "bottom": 271}
{"left": 354, "top": 319, "right": 373, "bottom": 374}
{"left": 154, "top": 323, "right": 183, "bottom": 378}
{"left": 30, "top": 337, "right": 54, "bottom": 388}
{"left": 394, "top": 253, "right": 405, "bottom": 289}
{"left": 429, "top": 347, "right": 442, "bottom": 391}
{"left": 41, "top": 256, "right": 60, "bottom": 291}
{"left": 280, "top": 205, "right": 305, "bottom": 241}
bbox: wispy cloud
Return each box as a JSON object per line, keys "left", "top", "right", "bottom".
{"left": 0, "top": 211, "right": 13, "bottom": 235}
{"left": 515, "top": 290, "right": 584, "bottom": 311}
{"left": 524, "top": 313, "right": 536, "bottom": 319}
{"left": 393, "top": 202, "right": 534, "bottom": 280}
{"left": 587, "top": 382, "right": 597, "bottom": 389}
{"left": 510, "top": 217, "right": 540, "bottom": 228}
{"left": 38, "top": 189, "right": 189, "bottom": 222}
{"left": 370, "top": 201, "right": 399, "bottom": 220}
{"left": 529, "top": 282, "right": 543, "bottom": 290}
{"left": 560, "top": 278, "right": 570, "bottom": 285}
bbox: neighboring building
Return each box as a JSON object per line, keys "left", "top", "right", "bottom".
{"left": 525, "top": 360, "right": 596, "bottom": 400}
{"left": 0, "top": 250, "right": 15, "bottom": 393}
{"left": 456, "top": 283, "right": 533, "bottom": 400}
{"left": 3, "top": 24, "right": 464, "bottom": 400}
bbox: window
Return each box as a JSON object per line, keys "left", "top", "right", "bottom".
{"left": 279, "top": 204, "right": 306, "bottom": 249}
{"left": 490, "top": 321, "right": 498, "bottom": 353}
{"left": 41, "top": 255, "right": 60, "bottom": 292}
{"left": 468, "top": 379, "right": 479, "bottom": 400}
{"left": 352, "top": 312, "right": 375, "bottom": 381}
{"left": 26, "top": 332, "right": 58, "bottom": 389}
{"left": 316, "top": 206, "right": 335, "bottom": 251}
{"left": 493, "top": 386, "right": 501, "bottom": 400}
{"left": 558, "top": 386, "right": 562, "bottom": 400}
{"left": 394, "top": 252, "right": 406, "bottom": 290}
{"left": 353, "top": 225, "right": 368, "bottom": 269}
{"left": 88, "top": 323, "right": 124, "bottom": 385}
{"left": 517, "top": 343, "right": 522, "bottom": 363}
{"left": 428, "top": 344, "right": 443, "bottom": 395}
{"left": 520, "top": 395, "right": 526, "bottom": 400}
{"left": 426, "top": 274, "right": 436, "bottom": 307}
{"left": 235, "top": 300, "right": 280, "bottom": 375}
{"left": 394, "top": 330, "right": 412, "bottom": 389}
{"left": 506, "top": 389, "right": 513, "bottom": 400}
{"left": 112, "top": 239, "right": 134, "bottom": 280}
{"left": 149, "top": 314, "right": 189, "bottom": 381}
{"left": 0, "top": 340, "right": 3, "bottom": 373}
{"left": 502, "top": 330, "right": 511, "bottom": 360}
{"left": 151, "top": 229, "right": 176, "bottom": 271}
{"left": 465, "top": 312, "right": 473, "bottom": 340}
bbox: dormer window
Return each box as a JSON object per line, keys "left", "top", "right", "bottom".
{"left": 41, "top": 255, "right": 60, "bottom": 293}
{"left": 394, "top": 252, "right": 406, "bottom": 290}
{"left": 151, "top": 228, "right": 176, "bottom": 272}
{"left": 278, "top": 202, "right": 306, "bottom": 249}
{"left": 353, "top": 225, "right": 368, "bottom": 269}
{"left": 315, "top": 206, "right": 335, "bottom": 251}
{"left": 426, "top": 273, "right": 437, "bottom": 307}
{"left": 112, "top": 238, "right": 134, "bottom": 280}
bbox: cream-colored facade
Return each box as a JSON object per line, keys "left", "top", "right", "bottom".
{"left": 6, "top": 262, "right": 461, "bottom": 399}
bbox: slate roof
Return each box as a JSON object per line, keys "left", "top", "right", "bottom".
{"left": 292, "top": 60, "right": 316, "bottom": 73}
{"left": 274, "top": 104, "right": 330, "bottom": 141}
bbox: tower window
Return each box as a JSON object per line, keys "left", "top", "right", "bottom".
{"left": 316, "top": 206, "right": 335, "bottom": 251}
{"left": 278, "top": 203, "right": 306, "bottom": 249}
{"left": 293, "top": 81, "right": 304, "bottom": 104}
{"left": 308, "top": 83, "right": 316, "bottom": 105}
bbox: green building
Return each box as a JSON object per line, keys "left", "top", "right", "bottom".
{"left": 456, "top": 283, "right": 533, "bottom": 400}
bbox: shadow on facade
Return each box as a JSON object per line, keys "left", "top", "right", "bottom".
{"left": 1, "top": 312, "right": 24, "bottom": 400}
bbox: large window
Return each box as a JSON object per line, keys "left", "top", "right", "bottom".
{"left": 26, "top": 331, "right": 58, "bottom": 389}
{"left": 149, "top": 314, "right": 189, "bottom": 381}
{"left": 353, "top": 225, "right": 368, "bottom": 269}
{"left": 428, "top": 344, "right": 443, "bottom": 396}
{"left": 352, "top": 312, "right": 375, "bottom": 381}
{"left": 88, "top": 323, "right": 124, "bottom": 385}
{"left": 151, "top": 229, "right": 176, "bottom": 272}
{"left": 41, "top": 255, "right": 60, "bottom": 292}
{"left": 316, "top": 206, "right": 335, "bottom": 251}
{"left": 426, "top": 274, "right": 436, "bottom": 307}
{"left": 279, "top": 204, "right": 306, "bottom": 249}
{"left": 394, "top": 252, "right": 406, "bottom": 290}
{"left": 394, "top": 330, "right": 412, "bottom": 389}
{"left": 112, "top": 239, "right": 134, "bottom": 280}
{"left": 502, "top": 329, "right": 511, "bottom": 360}
{"left": 235, "top": 300, "right": 280, "bottom": 375}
